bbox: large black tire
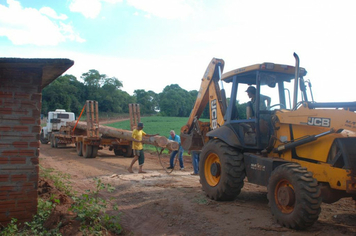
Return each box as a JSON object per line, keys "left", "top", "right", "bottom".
{"left": 114, "top": 149, "right": 123, "bottom": 156}
{"left": 91, "top": 146, "right": 98, "bottom": 158}
{"left": 76, "top": 142, "right": 83, "bottom": 156}
{"left": 50, "top": 135, "right": 55, "bottom": 148}
{"left": 123, "top": 144, "right": 134, "bottom": 158}
{"left": 83, "top": 143, "right": 92, "bottom": 158}
{"left": 40, "top": 132, "right": 49, "bottom": 144}
{"left": 51, "top": 135, "right": 58, "bottom": 148}
{"left": 267, "top": 163, "right": 322, "bottom": 229}
{"left": 199, "top": 139, "right": 245, "bottom": 201}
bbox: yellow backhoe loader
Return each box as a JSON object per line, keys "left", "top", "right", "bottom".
{"left": 181, "top": 53, "right": 356, "bottom": 229}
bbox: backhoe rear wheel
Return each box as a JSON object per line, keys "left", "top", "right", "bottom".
{"left": 199, "top": 139, "right": 245, "bottom": 201}
{"left": 267, "top": 163, "right": 322, "bottom": 229}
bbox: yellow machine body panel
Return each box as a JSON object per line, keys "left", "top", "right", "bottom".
{"left": 293, "top": 160, "right": 354, "bottom": 191}
{"left": 180, "top": 58, "right": 226, "bottom": 150}
{"left": 272, "top": 105, "right": 356, "bottom": 191}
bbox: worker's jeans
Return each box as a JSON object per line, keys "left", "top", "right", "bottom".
{"left": 191, "top": 151, "right": 200, "bottom": 174}
{"left": 170, "top": 146, "right": 184, "bottom": 168}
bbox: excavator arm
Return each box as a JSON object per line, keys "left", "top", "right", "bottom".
{"left": 180, "top": 58, "right": 226, "bottom": 150}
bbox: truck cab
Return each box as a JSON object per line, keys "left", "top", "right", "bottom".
{"left": 40, "top": 109, "right": 75, "bottom": 144}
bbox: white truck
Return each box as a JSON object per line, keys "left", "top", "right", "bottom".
{"left": 39, "top": 101, "right": 141, "bottom": 158}
{"left": 40, "top": 109, "right": 75, "bottom": 146}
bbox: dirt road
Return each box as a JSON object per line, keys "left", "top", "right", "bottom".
{"left": 39, "top": 144, "right": 356, "bottom": 235}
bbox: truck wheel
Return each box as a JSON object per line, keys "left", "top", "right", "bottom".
{"left": 267, "top": 163, "right": 322, "bottom": 229}
{"left": 50, "top": 135, "right": 54, "bottom": 148}
{"left": 51, "top": 135, "right": 58, "bottom": 148}
{"left": 114, "top": 149, "right": 123, "bottom": 156}
{"left": 76, "top": 142, "right": 83, "bottom": 156}
{"left": 54, "top": 137, "right": 58, "bottom": 148}
{"left": 40, "top": 132, "right": 48, "bottom": 144}
{"left": 91, "top": 146, "right": 98, "bottom": 158}
{"left": 123, "top": 144, "right": 134, "bottom": 158}
{"left": 199, "top": 139, "right": 245, "bottom": 201}
{"left": 83, "top": 143, "right": 92, "bottom": 158}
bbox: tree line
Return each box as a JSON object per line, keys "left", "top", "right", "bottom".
{"left": 41, "top": 69, "right": 207, "bottom": 118}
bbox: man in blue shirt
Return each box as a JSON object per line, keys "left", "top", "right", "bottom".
{"left": 167, "top": 130, "right": 184, "bottom": 170}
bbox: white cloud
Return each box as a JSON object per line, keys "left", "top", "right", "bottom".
{"left": 39, "top": 6, "right": 68, "bottom": 20}
{"left": 69, "top": 0, "right": 102, "bottom": 19}
{"left": 0, "top": 0, "right": 84, "bottom": 46}
{"left": 68, "top": 0, "right": 197, "bottom": 20}
{"left": 59, "top": 22, "right": 86, "bottom": 43}
{"left": 127, "top": 0, "right": 198, "bottom": 19}
{"left": 103, "top": 0, "right": 123, "bottom": 3}
{"left": 69, "top": 0, "right": 123, "bottom": 19}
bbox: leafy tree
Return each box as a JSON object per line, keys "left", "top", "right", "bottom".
{"left": 236, "top": 101, "right": 247, "bottom": 119}
{"left": 81, "top": 69, "right": 106, "bottom": 102}
{"left": 80, "top": 70, "right": 133, "bottom": 113}
{"left": 42, "top": 70, "right": 135, "bottom": 116}
{"left": 100, "top": 77, "right": 125, "bottom": 112}
{"left": 134, "top": 89, "right": 158, "bottom": 115}
{"left": 42, "top": 75, "right": 85, "bottom": 114}
{"left": 159, "top": 84, "right": 195, "bottom": 117}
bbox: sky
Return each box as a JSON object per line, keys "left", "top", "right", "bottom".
{"left": 1, "top": 0, "right": 356, "bottom": 103}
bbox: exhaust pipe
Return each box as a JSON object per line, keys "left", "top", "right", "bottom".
{"left": 293, "top": 52, "right": 300, "bottom": 109}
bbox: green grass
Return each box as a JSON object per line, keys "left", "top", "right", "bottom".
{"left": 105, "top": 116, "right": 190, "bottom": 138}
{"left": 1, "top": 167, "right": 122, "bottom": 235}
{"left": 104, "top": 116, "right": 209, "bottom": 153}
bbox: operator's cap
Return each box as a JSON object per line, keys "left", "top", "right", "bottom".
{"left": 245, "top": 86, "right": 256, "bottom": 94}
{"left": 137, "top": 122, "right": 144, "bottom": 128}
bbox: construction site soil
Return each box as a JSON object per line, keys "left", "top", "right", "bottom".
{"left": 38, "top": 143, "right": 356, "bottom": 236}
{"left": 38, "top": 118, "right": 356, "bottom": 235}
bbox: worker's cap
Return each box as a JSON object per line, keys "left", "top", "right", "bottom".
{"left": 245, "top": 86, "right": 256, "bottom": 94}
{"left": 137, "top": 122, "right": 144, "bottom": 128}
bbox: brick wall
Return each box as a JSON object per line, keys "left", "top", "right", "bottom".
{"left": 0, "top": 58, "right": 73, "bottom": 228}
{"left": 0, "top": 67, "right": 43, "bottom": 226}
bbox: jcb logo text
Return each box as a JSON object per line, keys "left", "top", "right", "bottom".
{"left": 211, "top": 99, "right": 217, "bottom": 130}
{"left": 307, "top": 117, "right": 330, "bottom": 127}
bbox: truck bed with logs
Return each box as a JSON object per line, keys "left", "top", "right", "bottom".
{"left": 50, "top": 101, "right": 179, "bottom": 158}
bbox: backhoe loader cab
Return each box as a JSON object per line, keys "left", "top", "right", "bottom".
{"left": 183, "top": 54, "right": 356, "bottom": 230}
{"left": 213, "top": 61, "right": 308, "bottom": 150}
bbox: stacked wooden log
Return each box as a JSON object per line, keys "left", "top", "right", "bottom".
{"left": 68, "top": 121, "right": 179, "bottom": 150}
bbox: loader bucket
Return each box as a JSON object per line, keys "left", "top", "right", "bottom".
{"left": 180, "top": 132, "right": 204, "bottom": 151}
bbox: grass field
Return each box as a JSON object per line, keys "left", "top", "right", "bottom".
{"left": 105, "top": 116, "right": 188, "bottom": 138}
{"left": 105, "top": 116, "right": 207, "bottom": 153}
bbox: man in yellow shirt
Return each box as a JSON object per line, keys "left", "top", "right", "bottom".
{"left": 128, "top": 122, "right": 156, "bottom": 173}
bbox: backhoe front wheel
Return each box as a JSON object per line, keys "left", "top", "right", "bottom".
{"left": 199, "top": 139, "right": 245, "bottom": 201}
{"left": 267, "top": 163, "right": 322, "bottom": 229}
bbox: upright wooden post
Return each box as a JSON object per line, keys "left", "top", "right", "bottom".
{"left": 129, "top": 103, "right": 141, "bottom": 130}
{"left": 129, "top": 104, "right": 134, "bottom": 130}
{"left": 86, "top": 100, "right": 99, "bottom": 138}
{"left": 136, "top": 104, "right": 141, "bottom": 123}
